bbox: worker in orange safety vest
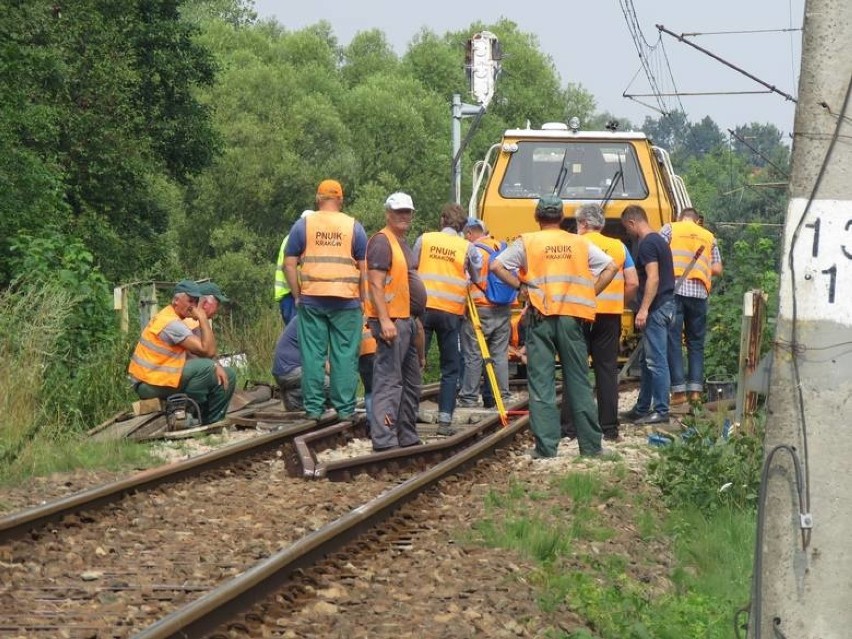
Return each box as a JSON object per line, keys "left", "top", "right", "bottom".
{"left": 284, "top": 179, "right": 367, "bottom": 421}
{"left": 413, "top": 203, "right": 482, "bottom": 436}
{"left": 660, "top": 207, "right": 723, "bottom": 405}
{"left": 128, "top": 279, "right": 235, "bottom": 425}
{"left": 491, "top": 196, "right": 618, "bottom": 459}
{"left": 561, "top": 203, "right": 638, "bottom": 442}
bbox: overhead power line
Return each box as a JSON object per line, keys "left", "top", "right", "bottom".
{"left": 681, "top": 27, "right": 802, "bottom": 37}
{"left": 656, "top": 24, "right": 798, "bottom": 104}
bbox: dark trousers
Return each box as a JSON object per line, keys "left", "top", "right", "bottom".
{"left": 136, "top": 358, "right": 236, "bottom": 425}
{"left": 422, "top": 308, "right": 462, "bottom": 423}
{"left": 278, "top": 293, "right": 296, "bottom": 325}
{"left": 563, "top": 314, "right": 621, "bottom": 438}
{"left": 528, "top": 311, "right": 602, "bottom": 457}
{"left": 368, "top": 318, "right": 421, "bottom": 450}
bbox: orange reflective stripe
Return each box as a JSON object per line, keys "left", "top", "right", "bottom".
{"left": 670, "top": 221, "right": 714, "bottom": 293}
{"left": 521, "top": 229, "right": 597, "bottom": 320}
{"left": 510, "top": 313, "right": 521, "bottom": 348}
{"left": 417, "top": 231, "right": 469, "bottom": 315}
{"left": 300, "top": 212, "right": 360, "bottom": 298}
{"left": 584, "top": 231, "right": 626, "bottom": 314}
{"left": 127, "top": 306, "right": 187, "bottom": 388}
{"left": 366, "top": 228, "right": 410, "bottom": 319}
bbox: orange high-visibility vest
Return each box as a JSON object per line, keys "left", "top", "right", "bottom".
{"left": 469, "top": 236, "right": 500, "bottom": 307}
{"left": 417, "top": 231, "right": 469, "bottom": 315}
{"left": 510, "top": 312, "right": 522, "bottom": 348}
{"left": 366, "top": 228, "right": 410, "bottom": 320}
{"left": 128, "top": 305, "right": 188, "bottom": 388}
{"left": 670, "top": 220, "right": 715, "bottom": 293}
{"left": 300, "top": 212, "right": 360, "bottom": 298}
{"left": 359, "top": 321, "right": 377, "bottom": 356}
{"left": 584, "top": 231, "right": 627, "bottom": 315}
{"left": 521, "top": 229, "right": 597, "bottom": 320}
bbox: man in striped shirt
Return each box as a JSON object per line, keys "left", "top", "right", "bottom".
{"left": 660, "top": 208, "right": 723, "bottom": 405}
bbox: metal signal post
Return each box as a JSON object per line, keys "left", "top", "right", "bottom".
{"left": 451, "top": 32, "right": 501, "bottom": 204}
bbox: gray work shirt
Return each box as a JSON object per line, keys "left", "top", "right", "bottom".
{"left": 160, "top": 320, "right": 193, "bottom": 345}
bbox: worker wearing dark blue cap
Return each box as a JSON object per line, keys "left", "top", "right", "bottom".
{"left": 490, "top": 197, "right": 619, "bottom": 459}
{"left": 128, "top": 279, "right": 235, "bottom": 425}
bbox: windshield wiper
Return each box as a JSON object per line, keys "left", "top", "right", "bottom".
{"left": 601, "top": 155, "right": 626, "bottom": 212}
{"left": 551, "top": 148, "right": 572, "bottom": 196}
{"left": 600, "top": 168, "right": 623, "bottom": 212}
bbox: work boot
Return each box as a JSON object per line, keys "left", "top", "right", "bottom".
{"left": 436, "top": 422, "right": 457, "bottom": 436}
{"left": 670, "top": 391, "right": 688, "bottom": 406}
{"left": 618, "top": 406, "right": 649, "bottom": 423}
{"left": 689, "top": 391, "right": 703, "bottom": 404}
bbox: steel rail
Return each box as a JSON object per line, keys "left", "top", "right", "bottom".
{"left": 293, "top": 397, "right": 529, "bottom": 481}
{"left": 133, "top": 410, "right": 530, "bottom": 639}
{"left": 0, "top": 413, "right": 337, "bottom": 543}
{"left": 0, "top": 384, "right": 448, "bottom": 542}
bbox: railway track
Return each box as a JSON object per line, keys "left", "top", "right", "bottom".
{"left": 0, "top": 384, "right": 534, "bottom": 638}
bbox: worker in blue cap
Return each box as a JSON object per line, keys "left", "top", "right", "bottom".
{"left": 128, "top": 279, "right": 236, "bottom": 424}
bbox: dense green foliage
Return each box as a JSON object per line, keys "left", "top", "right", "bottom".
{"left": 649, "top": 422, "right": 764, "bottom": 514}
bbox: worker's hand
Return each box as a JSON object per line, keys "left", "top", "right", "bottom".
{"left": 634, "top": 308, "right": 648, "bottom": 330}
{"left": 214, "top": 364, "right": 229, "bottom": 389}
{"left": 379, "top": 318, "right": 397, "bottom": 343}
{"left": 189, "top": 305, "right": 208, "bottom": 322}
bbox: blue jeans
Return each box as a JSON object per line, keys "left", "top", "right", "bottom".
{"left": 279, "top": 293, "right": 296, "bottom": 325}
{"left": 637, "top": 299, "right": 675, "bottom": 415}
{"left": 422, "top": 309, "right": 462, "bottom": 423}
{"left": 668, "top": 295, "right": 707, "bottom": 393}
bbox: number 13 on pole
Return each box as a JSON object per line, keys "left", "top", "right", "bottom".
{"left": 783, "top": 198, "right": 852, "bottom": 322}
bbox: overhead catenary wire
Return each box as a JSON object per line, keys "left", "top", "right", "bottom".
{"left": 727, "top": 128, "right": 791, "bottom": 178}
{"left": 625, "top": 90, "right": 773, "bottom": 97}
{"left": 619, "top": 0, "right": 680, "bottom": 116}
{"left": 680, "top": 27, "right": 802, "bottom": 37}
{"left": 656, "top": 24, "right": 798, "bottom": 104}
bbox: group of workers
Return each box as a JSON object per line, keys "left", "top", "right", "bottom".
{"left": 127, "top": 177, "right": 721, "bottom": 461}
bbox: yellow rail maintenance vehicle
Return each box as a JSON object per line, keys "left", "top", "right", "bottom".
{"left": 468, "top": 118, "right": 692, "bottom": 356}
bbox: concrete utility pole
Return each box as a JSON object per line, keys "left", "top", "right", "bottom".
{"left": 753, "top": 1, "right": 852, "bottom": 637}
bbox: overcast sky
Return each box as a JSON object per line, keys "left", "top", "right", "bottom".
{"left": 253, "top": 0, "right": 804, "bottom": 136}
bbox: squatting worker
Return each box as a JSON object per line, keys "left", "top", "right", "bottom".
{"left": 620, "top": 205, "right": 676, "bottom": 426}
{"left": 660, "top": 207, "right": 723, "bottom": 405}
{"left": 413, "top": 203, "right": 482, "bottom": 436}
{"left": 491, "top": 196, "right": 619, "bottom": 459}
{"left": 562, "top": 204, "right": 638, "bottom": 442}
{"left": 183, "top": 280, "right": 237, "bottom": 391}
{"left": 284, "top": 179, "right": 367, "bottom": 421}
{"left": 128, "top": 279, "right": 236, "bottom": 425}
{"left": 366, "top": 192, "right": 428, "bottom": 452}
{"left": 272, "top": 319, "right": 304, "bottom": 411}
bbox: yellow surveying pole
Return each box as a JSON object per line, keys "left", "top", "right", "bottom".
{"left": 466, "top": 293, "right": 508, "bottom": 426}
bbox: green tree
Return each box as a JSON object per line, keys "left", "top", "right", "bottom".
{"left": 0, "top": 0, "right": 219, "bottom": 286}
{"left": 341, "top": 29, "right": 399, "bottom": 87}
